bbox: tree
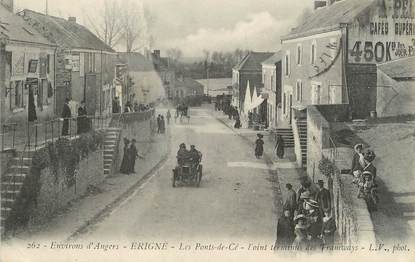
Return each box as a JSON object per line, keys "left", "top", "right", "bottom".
{"left": 166, "top": 48, "right": 183, "bottom": 64}
{"left": 83, "top": 0, "right": 123, "bottom": 48}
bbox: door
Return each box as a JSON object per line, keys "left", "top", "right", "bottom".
{"left": 312, "top": 84, "right": 321, "bottom": 104}
{"left": 329, "top": 85, "right": 336, "bottom": 104}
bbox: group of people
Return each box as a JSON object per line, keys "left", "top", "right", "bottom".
{"left": 120, "top": 137, "right": 144, "bottom": 175}
{"left": 351, "top": 143, "right": 378, "bottom": 211}
{"left": 176, "top": 143, "right": 202, "bottom": 167}
{"left": 254, "top": 133, "right": 285, "bottom": 160}
{"left": 122, "top": 100, "right": 152, "bottom": 113}
{"left": 61, "top": 98, "right": 91, "bottom": 136}
{"left": 277, "top": 179, "right": 336, "bottom": 249}
{"left": 175, "top": 103, "right": 189, "bottom": 123}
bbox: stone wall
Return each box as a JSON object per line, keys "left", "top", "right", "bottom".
{"left": 29, "top": 147, "right": 104, "bottom": 226}
{"left": 306, "top": 105, "right": 376, "bottom": 245}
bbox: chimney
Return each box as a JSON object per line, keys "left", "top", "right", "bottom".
{"left": 68, "top": 17, "right": 76, "bottom": 23}
{"left": 0, "top": 0, "right": 14, "bottom": 12}
{"left": 314, "top": 0, "right": 327, "bottom": 10}
{"left": 153, "top": 50, "right": 160, "bottom": 59}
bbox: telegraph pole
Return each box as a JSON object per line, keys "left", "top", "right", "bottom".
{"left": 45, "top": 0, "right": 49, "bottom": 15}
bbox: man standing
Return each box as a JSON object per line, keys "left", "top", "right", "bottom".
{"left": 284, "top": 183, "right": 297, "bottom": 216}
{"left": 61, "top": 98, "right": 71, "bottom": 136}
{"left": 316, "top": 180, "right": 331, "bottom": 213}
{"left": 276, "top": 209, "right": 294, "bottom": 245}
{"left": 77, "top": 100, "right": 88, "bottom": 134}
{"left": 166, "top": 110, "right": 171, "bottom": 125}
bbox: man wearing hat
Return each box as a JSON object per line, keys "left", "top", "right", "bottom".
{"left": 316, "top": 180, "right": 331, "bottom": 213}
{"left": 189, "top": 145, "right": 202, "bottom": 166}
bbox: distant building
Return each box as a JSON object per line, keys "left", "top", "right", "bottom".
{"left": 261, "top": 51, "right": 282, "bottom": 129}
{"left": 0, "top": 5, "right": 57, "bottom": 127}
{"left": 174, "top": 77, "right": 204, "bottom": 99}
{"left": 147, "top": 50, "right": 175, "bottom": 99}
{"left": 117, "top": 52, "right": 164, "bottom": 104}
{"left": 18, "top": 10, "right": 116, "bottom": 116}
{"left": 231, "top": 51, "right": 274, "bottom": 125}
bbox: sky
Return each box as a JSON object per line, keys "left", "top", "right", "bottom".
{"left": 15, "top": 0, "right": 313, "bottom": 57}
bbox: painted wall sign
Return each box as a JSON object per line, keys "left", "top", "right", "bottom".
{"left": 348, "top": 0, "right": 415, "bottom": 63}
{"left": 309, "top": 37, "right": 342, "bottom": 78}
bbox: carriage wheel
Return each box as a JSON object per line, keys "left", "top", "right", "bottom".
{"left": 196, "top": 165, "right": 202, "bottom": 187}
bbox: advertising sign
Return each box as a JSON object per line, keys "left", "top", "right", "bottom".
{"left": 348, "top": 0, "right": 415, "bottom": 63}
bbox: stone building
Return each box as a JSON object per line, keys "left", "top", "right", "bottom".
{"left": 261, "top": 51, "right": 282, "bottom": 129}
{"left": 117, "top": 52, "right": 164, "bottom": 105}
{"left": 18, "top": 10, "right": 116, "bottom": 116}
{"left": 0, "top": 4, "right": 57, "bottom": 127}
{"left": 280, "top": 0, "right": 415, "bottom": 127}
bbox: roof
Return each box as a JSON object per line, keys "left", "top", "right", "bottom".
{"left": 261, "top": 51, "right": 282, "bottom": 66}
{"left": 19, "top": 9, "right": 114, "bottom": 52}
{"left": 378, "top": 56, "right": 415, "bottom": 79}
{"left": 0, "top": 5, "right": 55, "bottom": 47}
{"left": 177, "top": 77, "right": 204, "bottom": 89}
{"left": 117, "top": 52, "right": 155, "bottom": 72}
{"left": 282, "top": 0, "right": 374, "bottom": 40}
{"left": 233, "top": 51, "right": 275, "bottom": 71}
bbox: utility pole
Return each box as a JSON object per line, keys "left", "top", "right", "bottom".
{"left": 45, "top": 0, "right": 49, "bottom": 15}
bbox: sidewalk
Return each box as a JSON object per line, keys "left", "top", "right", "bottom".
{"left": 7, "top": 130, "right": 170, "bottom": 243}
{"left": 210, "top": 109, "right": 308, "bottom": 217}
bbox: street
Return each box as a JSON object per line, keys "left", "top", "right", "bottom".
{"left": 77, "top": 107, "right": 279, "bottom": 244}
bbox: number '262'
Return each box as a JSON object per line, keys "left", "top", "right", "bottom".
{"left": 350, "top": 41, "right": 392, "bottom": 62}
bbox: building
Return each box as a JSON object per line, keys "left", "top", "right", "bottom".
{"left": 117, "top": 52, "right": 164, "bottom": 105}
{"left": 0, "top": 4, "right": 57, "bottom": 127}
{"left": 280, "top": 0, "right": 415, "bottom": 127}
{"left": 231, "top": 51, "right": 274, "bottom": 115}
{"left": 174, "top": 77, "right": 204, "bottom": 98}
{"left": 261, "top": 51, "right": 282, "bottom": 129}
{"left": 18, "top": 10, "right": 116, "bottom": 116}
{"left": 280, "top": 0, "right": 415, "bottom": 168}
{"left": 377, "top": 56, "right": 415, "bottom": 117}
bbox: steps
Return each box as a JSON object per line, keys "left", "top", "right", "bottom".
{"left": 103, "top": 128, "right": 121, "bottom": 176}
{"left": 275, "top": 128, "right": 294, "bottom": 147}
{"left": 0, "top": 156, "right": 32, "bottom": 236}
{"left": 297, "top": 120, "right": 308, "bottom": 168}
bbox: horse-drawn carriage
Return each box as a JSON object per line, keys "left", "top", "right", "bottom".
{"left": 172, "top": 159, "right": 203, "bottom": 187}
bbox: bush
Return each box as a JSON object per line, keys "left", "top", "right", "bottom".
{"left": 318, "top": 157, "right": 335, "bottom": 177}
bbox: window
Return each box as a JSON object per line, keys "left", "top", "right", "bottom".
{"left": 297, "top": 44, "right": 302, "bottom": 65}
{"left": 296, "top": 80, "right": 303, "bottom": 102}
{"left": 88, "top": 53, "right": 96, "bottom": 72}
{"left": 284, "top": 51, "right": 290, "bottom": 76}
{"left": 14, "top": 81, "right": 24, "bottom": 108}
{"left": 270, "top": 75, "right": 274, "bottom": 91}
{"left": 311, "top": 84, "right": 321, "bottom": 104}
{"left": 262, "top": 73, "right": 265, "bottom": 84}
{"left": 311, "top": 40, "right": 317, "bottom": 64}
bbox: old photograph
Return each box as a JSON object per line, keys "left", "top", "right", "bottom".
{"left": 0, "top": 0, "right": 414, "bottom": 261}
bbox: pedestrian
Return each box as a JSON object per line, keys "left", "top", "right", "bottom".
{"left": 363, "top": 149, "right": 377, "bottom": 181}
{"left": 283, "top": 183, "right": 297, "bottom": 217}
{"left": 274, "top": 134, "right": 285, "bottom": 159}
{"left": 157, "top": 114, "right": 162, "bottom": 133}
{"left": 276, "top": 209, "right": 295, "bottom": 245}
{"left": 166, "top": 110, "right": 171, "bottom": 124}
{"left": 133, "top": 101, "right": 139, "bottom": 112}
{"left": 234, "top": 114, "right": 241, "bottom": 129}
{"left": 160, "top": 115, "right": 166, "bottom": 134}
{"left": 255, "top": 133, "right": 264, "bottom": 159}
{"left": 28, "top": 86, "right": 37, "bottom": 122}
{"left": 351, "top": 143, "right": 365, "bottom": 183}
{"left": 307, "top": 209, "right": 323, "bottom": 248}
{"left": 61, "top": 98, "right": 71, "bottom": 136}
{"left": 120, "top": 138, "right": 130, "bottom": 174}
{"left": 77, "top": 100, "right": 88, "bottom": 134}
{"left": 112, "top": 97, "right": 120, "bottom": 113}
{"left": 321, "top": 209, "right": 336, "bottom": 245}
{"left": 128, "top": 139, "right": 138, "bottom": 174}
{"left": 293, "top": 214, "right": 310, "bottom": 249}
{"left": 316, "top": 180, "right": 331, "bottom": 214}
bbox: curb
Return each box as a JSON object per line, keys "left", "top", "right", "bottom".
{"left": 66, "top": 132, "right": 172, "bottom": 241}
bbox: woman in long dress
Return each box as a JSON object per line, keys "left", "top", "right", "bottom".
{"left": 128, "top": 139, "right": 138, "bottom": 174}
{"left": 120, "top": 138, "right": 130, "bottom": 174}
{"left": 255, "top": 134, "right": 264, "bottom": 159}
{"left": 275, "top": 134, "right": 285, "bottom": 159}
